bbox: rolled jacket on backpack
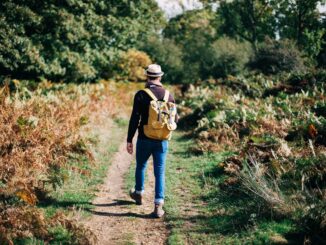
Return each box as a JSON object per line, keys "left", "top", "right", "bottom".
{"left": 143, "top": 88, "right": 177, "bottom": 141}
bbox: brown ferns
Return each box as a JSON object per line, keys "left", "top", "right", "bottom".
{"left": 0, "top": 80, "right": 137, "bottom": 243}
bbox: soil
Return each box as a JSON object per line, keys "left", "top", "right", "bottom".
{"left": 84, "top": 141, "right": 169, "bottom": 245}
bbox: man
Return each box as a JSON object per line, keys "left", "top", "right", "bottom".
{"left": 126, "top": 64, "right": 177, "bottom": 218}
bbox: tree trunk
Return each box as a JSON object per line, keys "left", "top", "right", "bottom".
{"left": 247, "top": 0, "right": 258, "bottom": 50}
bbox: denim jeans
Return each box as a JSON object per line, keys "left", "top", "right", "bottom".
{"left": 135, "top": 138, "right": 168, "bottom": 204}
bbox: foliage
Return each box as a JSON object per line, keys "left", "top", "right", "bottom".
{"left": 161, "top": 9, "right": 254, "bottom": 82}
{"left": 298, "top": 201, "right": 326, "bottom": 244}
{"left": 0, "top": 0, "right": 324, "bottom": 84}
{"left": 275, "top": 0, "right": 325, "bottom": 47}
{"left": 239, "top": 156, "right": 291, "bottom": 215}
{"left": 141, "top": 36, "right": 184, "bottom": 84}
{"left": 163, "top": 8, "right": 217, "bottom": 45}
{"left": 277, "top": 0, "right": 325, "bottom": 62}
{"left": 218, "top": 0, "right": 276, "bottom": 47}
{"left": 0, "top": 79, "right": 134, "bottom": 244}
{"left": 116, "top": 49, "right": 152, "bottom": 82}
{"left": 156, "top": 1, "right": 322, "bottom": 82}
{"left": 0, "top": 0, "right": 165, "bottom": 82}
{"left": 317, "top": 18, "right": 326, "bottom": 67}
{"left": 201, "top": 37, "right": 253, "bottom": 78}
{"left": 301, "top": 28, "right": 325, "bottom": 61}
{"left": 249, "top": 38, "right": 307, "bottom": 74}
{"left": 163, "top": 8, "right": 218, "bottom": 83}
{"left": 178, "top": 68, "right": 326, "bottom": 242}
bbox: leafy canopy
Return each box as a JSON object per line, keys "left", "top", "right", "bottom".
{"left": 0, "top": 0, "right": 165, "bottom": 82}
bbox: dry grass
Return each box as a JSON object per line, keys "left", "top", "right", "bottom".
{"left": 239, "top": 155, "right": 292, "bottom": 215}
{"left": 0, "top": 80, "right": 141, "bottom": 244}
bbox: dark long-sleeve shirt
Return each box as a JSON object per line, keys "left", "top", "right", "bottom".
{"left": 127, "top": 83, "right": 177, "bottom": 143}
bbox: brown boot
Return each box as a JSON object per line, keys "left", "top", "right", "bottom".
{"left": 129, "top": 190, "right": 142, "bottom": 205}
{"left": 152, "top": 203, "right": 165, "bottom": 218}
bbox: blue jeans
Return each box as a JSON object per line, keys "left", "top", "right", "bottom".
{"left": 135, "top": 138, "right": 168, "bottom": 204}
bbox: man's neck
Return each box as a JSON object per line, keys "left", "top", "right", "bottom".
{"left": 146, "top": 79, "right": 163, "bottom": 87}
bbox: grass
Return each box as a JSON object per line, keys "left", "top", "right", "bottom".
{"left": 125, "top": 159, "right": 136, "bottom": 195}
{"left": 17, "top": 119, "right": 128, "bottom": 244}
{"left": 44, "top": 120, "right": 125, "bottom": 211}
{"left": 165, "top": 131, "right": 298, "bottom": 245}
{"left": 121, "top": 130, "right": 301, "bottom": 244}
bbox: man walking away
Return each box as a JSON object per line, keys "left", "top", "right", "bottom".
{"left": 126, "top": 64, "right": 177, "bottom": 218}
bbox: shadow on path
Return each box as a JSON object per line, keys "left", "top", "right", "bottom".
{"left": 87, "top": 199, "right": 156, "bottom": 219}
{"left": 92, "top": 199, "right": 135, "bottom": 207}
{"left": 87, "top": 209, "right": 155, "bottom": 219}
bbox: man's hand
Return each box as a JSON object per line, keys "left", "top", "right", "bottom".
{"left": 127, "top": 142, "right": 133, "bottom": 155}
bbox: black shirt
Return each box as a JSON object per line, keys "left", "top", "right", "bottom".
{"left": 127, "top": 83, "right": 176, "bottom": 143}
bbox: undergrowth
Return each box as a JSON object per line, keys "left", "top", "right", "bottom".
{"left": 175, "top": 70, "right": 326, "bottom": 244}
{"left": 0, "top": 79, "right": 139, "bottom": 244}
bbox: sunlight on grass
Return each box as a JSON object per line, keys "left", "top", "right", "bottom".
{"left": 165, "top": 131, "right": 298, "bottom": 244}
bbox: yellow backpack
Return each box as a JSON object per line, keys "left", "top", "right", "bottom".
{"left": 143, "top": 88, "right": 177, "bottom": 140}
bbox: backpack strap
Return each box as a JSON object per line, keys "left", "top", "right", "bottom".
{"left": 143, "top": 88, "right": 157, "bottom": 101}
{"left": 163, "top": 90, "right": 170, "bottom": 102}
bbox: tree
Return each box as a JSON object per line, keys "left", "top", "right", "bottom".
{"left": 201, "top": 37, "right": 253, "bottom": 78}
{"left": 163, "top": 8, "right": 218, "bottom": 83}
{"left": 163, "top": 8, "right": 217, "bottom": 45}
{"left": 0, "top": 0, "right": 165, "bottom": 82}
{"left": 217, "top": 0, "right": 277, "bottom": 48}
{"left": 276, "top": 0, "right": 323, "bottom": 43}
{"left": 275, "top": 0, "right": 325, "bottom": 59}
{"left": 249, "top": 38, "right": 307, "bottom": 74}
{"left": 141, "top": 36, "right": 184, "bottom": 84}
{"left": 317, "top": 16, "right": 326, "bottom": 66}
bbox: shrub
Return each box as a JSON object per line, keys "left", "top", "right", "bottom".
{"left": 200, "top": 37, "right": 253, "bottom": 78}
{"left": 250, "top": 38, "right": 307, "bottom": 75}
{"left": 141, "top": 36, "right": 184, "bottom": 84}
{"left": 313, "top": 101, "right": 326, "bottom": 117}
{"left": 116, "top": 49, "right": 152, "bottom": 82}
{"left": 298, "top": 201, "right": 326, "bottom": 243}
{"left": 163, "top": 9, "right": 217, "bottom": 84}
{"left": 239, "top": 156, "right": 291, "bottom": 216}
{"left": 0, "top": 80, "right": 133, "bottom": 243}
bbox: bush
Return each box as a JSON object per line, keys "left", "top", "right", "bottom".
{"left": 163, "top": 9, "right": 217, "bottom": 84}
{"left": 239, "top": 156, "right": 291, "bottom": 216}
{"left": 200, "top": 37, "right": 253, "bottom": 79}
{"left": 116, "top": 49, "right": 152, "bottom": 82}
{"left": 141, "top": 36, "right": 184, "bottom": 84}
{"left": 250, "top": 38, "right": 307, "bottom": 75}
{"left": 298, "top": 201, "right": 326, "bottom": 243}
{"left": 0, "top": 80, "right": 135, "bottom": 243}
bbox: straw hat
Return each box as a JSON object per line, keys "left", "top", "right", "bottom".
{"left": 145, "top": 64, "right": 164, "bottom": 77}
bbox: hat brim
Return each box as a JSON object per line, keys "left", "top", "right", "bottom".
{"left": 145, "top": 71, "right": 164, "bottom": 77}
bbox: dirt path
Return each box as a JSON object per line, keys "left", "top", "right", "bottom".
{"left": 84, "top": 141, "right": 169, "bottom": 245}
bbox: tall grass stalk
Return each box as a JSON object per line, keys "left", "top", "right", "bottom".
{"left": 239, "top": 155, "right": 291, "bottom": 215}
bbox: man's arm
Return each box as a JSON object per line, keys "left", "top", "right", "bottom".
{"left": 126, "top": 92, "right": 141, "bottom": 154}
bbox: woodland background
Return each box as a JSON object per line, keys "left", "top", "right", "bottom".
{"left": 1, "top": 0, "right": 326, "bottom": 244}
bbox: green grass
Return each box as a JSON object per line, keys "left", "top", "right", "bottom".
{"left": 125, "top": 159, "right": 136, "bottom": 194}
{"left": 114, "top": 117, "right": 129, "bottom": 128}
{"left": 21, "top": 120, "right": 128, "bottom": 244}
{"left": 47, "top": 121, "right": 124, "bottom": 203}
{"left": 122, "top": 131, "right": 300, "bottom": 244}
{"left": 165, "top": 131, "right": 297, "bottom": 245}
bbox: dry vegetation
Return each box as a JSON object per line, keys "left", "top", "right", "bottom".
{"left": 0, "top": 79, "right": 139, "bottom": 244}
